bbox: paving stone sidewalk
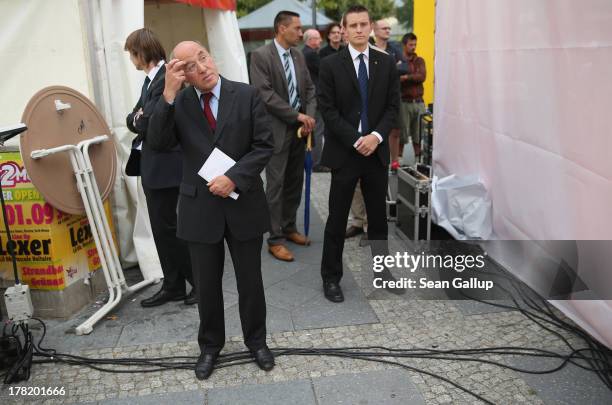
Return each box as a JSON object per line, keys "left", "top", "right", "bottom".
{"left": 1, "top": 172, "right": 610, "bottom": 405}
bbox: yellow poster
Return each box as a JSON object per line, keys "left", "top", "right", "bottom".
{"left": 0, "top": 150, "right": 117, "bottom": 290}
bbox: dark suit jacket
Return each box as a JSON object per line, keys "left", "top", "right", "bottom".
{"left": 126, "top": 65, "right": 183, "bottom": 189}
{"left": 147, "top": 77, "right": 274, "bottom": 244}
{"left": 249, "top": 42, "right": 316, "bottom": 153}
{"left": 302, "top": 45, "right": 320, "bottom": 88}
{"left": 319, "top": 44, "right": 343, "bottom": 60}
{"left": 317, "top": 46, "right": 400, "bottom": 168}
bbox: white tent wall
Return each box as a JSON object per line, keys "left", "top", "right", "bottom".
{"left": 0, "top": 0, "right": 92, "bottom": 127}
{"left": 85, "top": 0, "right": 163, "bottom": 281}
{"left": 434, "top": 0, "right": 612, "bottom": 347}
{"left": 0, "top": 0, "right": 163, "bottom": 281}
{"left": 1, "top": 0, "right": 249, "bottom": 286}
{"left": 204, "top": 9, "right": 249, "bottom": 83}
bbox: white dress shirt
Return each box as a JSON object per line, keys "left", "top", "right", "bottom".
{"left": 347, "top": 44, "right": 383, "bottom": 146}
{"left": 194, "top": 76, "right": 222, "bottom": 120}
{"left": 147, "top": 59, "right": 165, "bottom": 88}
{"left": 274, "top": 39, "right": 298, "bottom": 100}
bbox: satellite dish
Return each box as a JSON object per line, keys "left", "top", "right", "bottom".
{"left": 19, "top": 86, "right": 116, "bottom": 215}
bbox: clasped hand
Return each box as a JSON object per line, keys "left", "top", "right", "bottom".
{"left": 355, "top": 134, "right": 379, "bottom": 156}
{"left": 297, "top": 113, "right": 315, "bottom": 135}
{"left": 207, "top": 175, "right": 236, "bottom": 198}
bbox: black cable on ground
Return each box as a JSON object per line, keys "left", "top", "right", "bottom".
{"left": 2, "top": 275, "right": 610, "bottom": 404}
{"left": 1, "top": 322, "right": 34, "bottom": 384}
{"left": 462, "top": 269, "right": 612, "bottom": 389}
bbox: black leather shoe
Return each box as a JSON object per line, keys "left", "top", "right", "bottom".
{"left": 140, "top": 289, "right": 186, "bottom": 307}
{"left": 195, "top": 352, "right": 218, "bottom": 380}
{"left": 345, "top": 226, "right": 364, "bottom": 239}
{"left": 323, "top": 282, "right": 344, "bottom": 303}
{"left": 184, "top": 289, "right": 198, "bottom": 305}
{"left": 251, "top": 346, "right": 275, "bottom": 371}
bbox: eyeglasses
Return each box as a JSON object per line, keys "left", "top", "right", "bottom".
{"left": 184, "top": 54, "right": 210, "bottom": 74}
{"left": 330, "top": 30, "right": 341, "bottom": 35}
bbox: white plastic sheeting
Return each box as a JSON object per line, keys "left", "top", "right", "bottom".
{"left": 431, "top": 174, "right": 493, "bottom": 240}
{"left": 434, "top": 0, "right": 612, "bottom": 347}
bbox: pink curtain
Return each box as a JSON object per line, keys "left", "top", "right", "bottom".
{"left": 434, "top": 0, "right": 612, "bottom": 347}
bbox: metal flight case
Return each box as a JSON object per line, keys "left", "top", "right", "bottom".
{"left": 396, "top": 164, "right": 432, "bottom": 241}
{"left": 419, "top": 110, "right": 433, "bottom": 166}
{"left": 386, "top": 170, "right": 398, "bottom": 221}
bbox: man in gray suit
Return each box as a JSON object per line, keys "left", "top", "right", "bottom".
{"left": 250, "top": 10, "right": 317, "bottom": 262}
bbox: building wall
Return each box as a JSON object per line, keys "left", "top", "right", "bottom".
{"left": 413, "top": 0, "right": 435, "bottom": 106}
{"left": 144, "top": 2, "right": 209, "bottom": 56}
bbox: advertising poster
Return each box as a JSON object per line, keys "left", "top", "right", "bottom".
{"left": 0, "top": 150, "right": 116, "bottom": 290}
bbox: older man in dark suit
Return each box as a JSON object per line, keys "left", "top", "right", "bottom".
{"left": 318, "top": 5, "right": 401, "bottom": 302}
{"left": 124, "top": 28, "right": 195, "bottom": 307}
{"left": 148, "top": 41, "right": 275, "bottom": 380}
{"left": 249, "top": 11, "right": 317, "bottom": 262}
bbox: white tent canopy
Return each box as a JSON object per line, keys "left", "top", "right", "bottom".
{"left": 238, "top": 0, "right": 332, "bottom": 30}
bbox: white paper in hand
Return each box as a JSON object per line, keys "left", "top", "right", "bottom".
{"left": 198, "top": 147, "right": 239, "bottom": 200}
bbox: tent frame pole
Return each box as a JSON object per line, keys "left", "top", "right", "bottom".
{"left": 30, "top": 136, "right": 157, "bottom": 335}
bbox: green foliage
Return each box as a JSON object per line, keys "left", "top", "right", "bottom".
{"left": 236, "top": 0, "right": 405, "bottom": 26}
{"left": 396, "top": 0, "right": 414, "bottom": 30}
{"left": 236, "top": 0, "right": 270, "bottom": 18}
{"left": 236, "top": 0, "right": 402, "bottom": 27}
{"left": 317, "top": 0, "right": 397, "bottom": 22}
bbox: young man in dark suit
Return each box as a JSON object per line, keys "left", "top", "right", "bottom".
{"left": 318, "top": 5, "right": 401, "bottom": 302}
{"left": 147, "top": 41, "right": 275, "bottom": 380}
{"left": 124, "top": 29, "right": 196, "bottom": 307}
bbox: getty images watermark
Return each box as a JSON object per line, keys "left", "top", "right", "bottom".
{"left": 372, "top": 252, "right": 495, "bottom": 291}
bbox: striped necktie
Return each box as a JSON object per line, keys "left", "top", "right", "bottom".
{"left": 283, "top": 51, "right": 301, "bottom": 111}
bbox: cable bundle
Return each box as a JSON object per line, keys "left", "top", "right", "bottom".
{"left": 1, "top": 273, "right": 610, "bottom": 404}
{"left": 1, "top": 322, "right": 34, "bottom": 384}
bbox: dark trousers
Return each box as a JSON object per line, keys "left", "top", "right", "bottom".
{"left": 266, "top": 130, "right": 305, "bottom": 245}
{"left": 321, "top": 154, "right": 389, "bottom": 283}
{"left": 142, "top": 186, "right": 193, "bottom": 293}
{"left": 189, "top": 230, "right": 267, "bottom": 354}
{"left": 312, "top": 110, "right": 325, "bottom": 166}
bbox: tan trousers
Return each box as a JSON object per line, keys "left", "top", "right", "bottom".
{"left": 349, "top": 181, "right": 368, "bottom": 232}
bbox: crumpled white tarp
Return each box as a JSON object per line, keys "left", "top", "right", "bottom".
{"left": 431, "top": 174, "right": 493, "bottom": 240}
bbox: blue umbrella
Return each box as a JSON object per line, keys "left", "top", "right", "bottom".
{"left": 299, "top": 128, "right": 313, "bottom": 237}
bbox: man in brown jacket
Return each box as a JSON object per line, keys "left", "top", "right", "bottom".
{"left": 249, "top": 11, "right": 317, "bottom": 262}
{"left": 400, "top": 33, "right": 427, "bottom": 157}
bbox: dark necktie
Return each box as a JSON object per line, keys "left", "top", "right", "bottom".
{"left": 140, "top": 76, "right": 151, "bottom": 103}
{"left": 201, "top": 93, "right": 216, "bottom": 132}
{"left": 357, "top": 53, "right": 369, "bottom": 135}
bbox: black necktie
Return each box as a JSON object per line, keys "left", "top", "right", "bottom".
{"left": 140, "top": 76, "right": 151, "bottom": 103}
{"left": 357, "top": 54, "right": 369, "bottom": 134}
